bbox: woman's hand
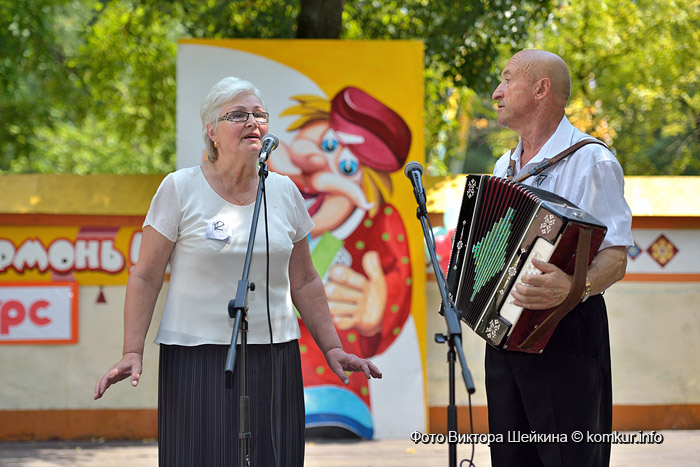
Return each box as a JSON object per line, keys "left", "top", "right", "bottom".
{"left": 324, "top": 348, "right": 383, "bottom": 385}
{"left": 93, "top": 352, "right": 143, "bottom": 400}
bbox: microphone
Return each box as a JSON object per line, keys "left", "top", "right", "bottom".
{"left": 258, "top": 133, "right": 279, "bottom": 164}
{"left": 404, "top": 161, "right": 426, "bottom": 208}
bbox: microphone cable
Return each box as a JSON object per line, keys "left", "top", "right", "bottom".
{"left": 261, "top": 173, "right": 280, "bottom": 467}
{"left": 459, "top": 391, "right": 477, "bottom": 467}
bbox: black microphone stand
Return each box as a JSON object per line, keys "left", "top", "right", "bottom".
{"left": 224, "top": 159, "right": 269, "bottom": 467}
{"left": 413, "top": 194, "right": 476, "bottom": 467}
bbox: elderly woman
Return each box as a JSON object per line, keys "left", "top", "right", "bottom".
{"left": 94, "top": 76, "right": 382, "bottom": 466}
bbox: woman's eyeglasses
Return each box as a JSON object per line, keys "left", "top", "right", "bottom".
{"left": 217, "top": 111, "right": 269, "bottom": 124}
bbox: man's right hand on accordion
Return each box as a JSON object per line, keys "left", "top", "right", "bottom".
{"left": 510, "top": 247, "right": 627, "bottom": 310}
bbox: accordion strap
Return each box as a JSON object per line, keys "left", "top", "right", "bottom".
{"left": 507, "top": 139, "right": 608, "bottom": 183}
{"left": 518, "top": 227, "right": 593, "bottom": 349}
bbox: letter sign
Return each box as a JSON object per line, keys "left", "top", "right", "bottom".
{"left": 0, "top": 283, "right": 79, "bottom": 344}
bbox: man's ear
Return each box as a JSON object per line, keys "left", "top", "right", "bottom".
{"left": 534, "top": 77, "right": 552, "bottom": 100}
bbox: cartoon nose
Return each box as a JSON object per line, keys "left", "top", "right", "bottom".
{"left": 290, "top": 151, "right": 329, "bottom": 174}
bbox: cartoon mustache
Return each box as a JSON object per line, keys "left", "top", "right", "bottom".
{"left": 310, "top": 172, "right": 374, "bottom": 212}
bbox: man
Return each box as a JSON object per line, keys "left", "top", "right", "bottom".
{"left": 486, "top": 49, "right": 633, "bottom": 466}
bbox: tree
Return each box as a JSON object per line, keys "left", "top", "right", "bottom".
{"left": 298, "top": 0, "right": 345, "bottom": 38}
{"left": 0, "top": 0, "right": 551, "bottom": 174}
{"left": 0, "top": 0, "right": 90, "bottom": 171}
{"left": 2, "top": 0, "right": 183, "bottom": 173}
{"left": 537, "top": 0, "right": 700, "bottom": 175}
{"left": 342, "top": 0, "right": 551, "bottom": 174}
{"left": 465, "top": 0, "right": 700, "bottom": 176}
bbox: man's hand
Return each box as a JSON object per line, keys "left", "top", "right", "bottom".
{"left": 510, "top": 257, "right": 573, "bottom": 310}
{"left": 511, "top": 246, "right": 628, "bottom": 310}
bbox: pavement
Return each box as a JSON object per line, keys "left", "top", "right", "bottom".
{"left": 0, "top": 430, "right": 699, "bottom": 466}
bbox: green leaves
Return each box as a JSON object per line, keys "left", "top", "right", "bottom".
{"left": 0, "top": 0, "right": 89, "bottom": 170}
{"left": 533, "top": 0, "right": 700, "bottom": 175}
{"left": 7, "top": 0, "right": 694, "bottom": 176}
{"left": 343, "top": 0, "right": 552, "bottom": 175}
{"left": 2, "top": 0, "right": 552, "bottom": 175}
{"left": 344, "top": 0, "right": 551, "bottom": 92}
{"left": 1, "top": 0, "right": 300, "bottom": 174}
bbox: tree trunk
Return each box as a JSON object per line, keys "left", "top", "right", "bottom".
{"left": 296, "top": 0, "right": 346, "bottom": 39}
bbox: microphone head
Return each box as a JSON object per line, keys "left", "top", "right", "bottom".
{"left": 261, "top": 133, "right": 279, "bottom": 150}
{"left": 404, "top": 161, "right": 423, "bottom": 177}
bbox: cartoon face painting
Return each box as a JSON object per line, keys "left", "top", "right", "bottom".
{"left": 269, "top": 87, "right": 415, "bottom": 438}
{"left": 272, "top": 119, "right": 371, "bottom": 236}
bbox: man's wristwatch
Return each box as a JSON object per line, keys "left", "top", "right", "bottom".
{"left": 581, "top": 276, "right": 592, "bottom": 302}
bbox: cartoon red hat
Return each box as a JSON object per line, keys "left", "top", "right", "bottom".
{"left": 329, "top": 87, "right": 411, "bottom": 172}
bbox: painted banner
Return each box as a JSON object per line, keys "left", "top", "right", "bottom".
{"left": 177, "top": 39, "right": 427, "bottom": 439}
{"left": 0, "top": 226, "right": 143, "bottom": 285}
{"left": 0, "top": 282, "right": 78, "bottom": 344}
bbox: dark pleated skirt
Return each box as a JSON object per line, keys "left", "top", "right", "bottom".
{"left": 158, "top": 341, "right": 305, "bottom": 467}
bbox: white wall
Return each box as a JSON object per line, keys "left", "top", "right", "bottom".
{"left": 425, "top": 279, "right": 700, "bottom": 408}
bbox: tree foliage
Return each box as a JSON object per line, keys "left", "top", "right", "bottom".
{"left": 342, "top": 0, "right": 551, "bottom": 174}
{"left": 1, "top": 0, "right": 89, "bottom": 170}
{"left": 2, "top": 0, "right": 696, "bottom": 176}
{"left": 534, "top": 0, "right": 700, "bottom": 175}
{"left": 464, "top": 0, "right": 700, "bottom": 175}
{"left": 1, "top": 0, "right": 551, "bottom": 174}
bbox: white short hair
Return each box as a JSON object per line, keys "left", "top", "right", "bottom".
{"left": 200, "top": 77, "right": 266, "bottom": 161}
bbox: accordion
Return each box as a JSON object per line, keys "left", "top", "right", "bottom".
{"left": 444, "top": 175, "right": 607, "bottom": 353}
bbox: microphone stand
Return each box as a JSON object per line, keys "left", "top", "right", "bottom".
{"left": 224, "top": 159, "right": 269, "bottom": 467}
{"left": 414, "top": 198, "right": 476, "bottom": 467}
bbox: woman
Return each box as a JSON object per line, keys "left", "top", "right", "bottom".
{"left": 94, "top": 76, "right": 382, "bottom": 466}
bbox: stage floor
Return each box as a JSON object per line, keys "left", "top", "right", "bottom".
{"left": 1, "top": 430, "right": 698, "bottom": 466}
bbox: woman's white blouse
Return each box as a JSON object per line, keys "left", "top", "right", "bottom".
{"left": 144, "top": 166, "right": 314, "bottom": 346}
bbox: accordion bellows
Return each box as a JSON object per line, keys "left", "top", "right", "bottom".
{"left": 444, "top": 175, "right": 607, "bottom": 353}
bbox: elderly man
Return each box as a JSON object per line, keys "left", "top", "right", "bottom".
{"left": 486, "top": 49, "right": 633, "bottom": 466}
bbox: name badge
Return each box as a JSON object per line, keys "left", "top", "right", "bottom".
{"left": 205, "top": 219, "right": 233, "bottom": 243}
